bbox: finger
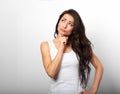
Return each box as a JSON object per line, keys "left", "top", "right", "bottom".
{"left": 60, "top": 33, "right": 64, "bottom": 37}
{"left": 62, "top": 36, "right": 68, "bottom": 40}
{"left": 63, "top": 42, "right": 66, "bottom": 45}
{"left": 63, "top": 35, "right": 69, "bottom": 37}
{"left": 80, "top": 91, "right": 84, "bottom": 94}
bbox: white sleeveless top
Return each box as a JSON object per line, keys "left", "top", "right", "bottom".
{"left": 48, "top": 40, "right": 83, "bottom": 94}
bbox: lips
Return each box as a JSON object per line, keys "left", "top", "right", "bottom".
{"left": 60, "top": 28, "right": 66, "bottom": 32}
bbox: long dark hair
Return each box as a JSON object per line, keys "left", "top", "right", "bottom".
{"left": 54, "top": 9, "right": 92, "bottom": 88}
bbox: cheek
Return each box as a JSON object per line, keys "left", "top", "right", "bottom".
{"left": 68, "top": 28, "right": 73, "bottom": 34}
{"left": 66, "top": 30, "right": 73, "bottom": 36}
{"left": 57, "top": 24, "right": 60, "bottom": 32}
{"left": 57, "top": 23, "right": 61, "bottom": 29}
{"left": 58, "top": 21, "right": 62, "bottom": 27}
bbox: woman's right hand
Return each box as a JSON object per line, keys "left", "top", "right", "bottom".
{"left": 59, "top": 34, "right": 68, "bottom": 50}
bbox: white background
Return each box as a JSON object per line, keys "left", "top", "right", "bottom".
{"left": 0, "top": 0, "right": 120, "bottom": 94}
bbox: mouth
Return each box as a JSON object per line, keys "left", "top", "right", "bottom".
{"left": 60, "top": 28, "right": 66, "bottom": 32}
{"left": 59, "top": 28, "right": 69, "bottom": 37}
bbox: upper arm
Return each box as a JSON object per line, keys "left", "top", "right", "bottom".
{"left": 91, "top": 51, "right": 103, "bottom": 70}
{"left": 40, "top": 41, "right": 52, "bottom": 71}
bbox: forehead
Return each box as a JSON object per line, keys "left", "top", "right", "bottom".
{"left": 62, "top": 14, "right": 74, "bottom": 22}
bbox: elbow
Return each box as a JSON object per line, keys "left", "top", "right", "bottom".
{"left": 46, "top": 70, "right": 57, "bottom": 79}
{"left": 101, "top": 64, "right": 104, "bottom": 74}
{"left": 100, "top": 62, "right": 104, "bottom": 72}
{"left": 48, "top": 72, "right": 55, "bottom": 78}
{"left": 97, "top": 63, "right": 104, "bottom": 75}
{"left": 45, "top": 65, "right": 57, "bottom": 79}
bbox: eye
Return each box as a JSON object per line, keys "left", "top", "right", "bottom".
{"left": 61, "top": 19, "right": 66, "bottom": 23}
{"left": 68, "top": 22, "right": 73, "bottom": 27}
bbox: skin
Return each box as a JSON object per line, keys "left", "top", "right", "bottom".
{"left": 40, "top": 14, "right": 104, "bottom": 94}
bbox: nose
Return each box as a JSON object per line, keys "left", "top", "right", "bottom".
{"left": 63, "top": 22, "right": 67, "bottom": 28}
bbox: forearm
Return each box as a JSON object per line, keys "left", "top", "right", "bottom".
{"left": 47, "top": 48, "right": 64, "bottom": 78}
{"left": 90, "top": 63, "right": 104, "bottom": 93}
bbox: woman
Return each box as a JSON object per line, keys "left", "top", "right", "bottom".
{"left": 40, "top": 9, "right": 104, "bottom": 94}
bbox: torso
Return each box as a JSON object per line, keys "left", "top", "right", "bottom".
{"left": 47, "top": 40, "right": 83, "bottom": 94}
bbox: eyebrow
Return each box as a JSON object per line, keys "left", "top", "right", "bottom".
{"left": 62, "top": 17, "right": 74, "bottom": 23}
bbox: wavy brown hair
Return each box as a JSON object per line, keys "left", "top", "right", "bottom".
{"left": 54, "top": 9, "right": 93, "bottom": 88}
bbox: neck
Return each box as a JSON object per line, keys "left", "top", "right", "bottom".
{"left": 55, "top": 34, "right": 71, "bottom": 46}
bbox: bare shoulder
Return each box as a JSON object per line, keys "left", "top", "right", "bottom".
{"left": 40, "top": 41, "right": 49, "bottom": 51}
{"left": 40, "top": 41, "right": 48, "bottom": 47}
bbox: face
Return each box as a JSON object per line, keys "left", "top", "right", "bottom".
{"left": 57, "top": 14, "right": 74, "bottom": 36}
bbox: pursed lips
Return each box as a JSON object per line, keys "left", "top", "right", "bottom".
{"left": 60, "top": 28, "right": 66, "bottom": 32}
